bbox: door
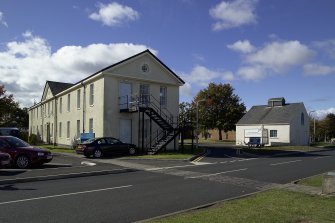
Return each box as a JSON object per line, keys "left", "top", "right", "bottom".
{"left": 119, "top": 119, "right": 132, "bottom": 143}
{"left": 119, "top": 83, "right": 132, "bottom": 110}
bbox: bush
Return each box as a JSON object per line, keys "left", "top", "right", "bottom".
{"left": 19, "top": 131, "right": 29, "bottom": 141}
{"left": 28, "top": 134, "right": 38, "bottom": 145}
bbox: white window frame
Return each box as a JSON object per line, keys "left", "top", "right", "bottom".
{"left": 67, "top": 94, "right": 71, "bottom": 112}
{"left": 59, "top": 122, "right": 62, "bottom": 137}
{"left": 77, "top": 89, "right": 81, "bottom": 109}
{"left": 76, "top": 120, "right": 80, "bottom": 138}
{"left": 89, "top": 84, "right": 94, "bottom": 106}
{"left": 67, "top": 121, "right": 70, "bottom": 139}
{"left": 60, "top": 97, "right": 62, "bottom": 113}
{"left": 89, "top": 118, "right": 93, "bottom": 133}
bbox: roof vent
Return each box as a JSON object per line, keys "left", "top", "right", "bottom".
{"left": 268, "top": 97, "right": 285, "bottom": 107}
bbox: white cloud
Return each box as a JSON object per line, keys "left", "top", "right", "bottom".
{"left": 89, "top": 2, "right": 139, "bottom": 26}
{"left": 303, "top": 63, "right": 335, "bottom": 76}
{"left": 312, "top": 39, "right": 335, "bottom": 60}
{"left": 315, "top": 108, "right": 335, "bottom": 119}
{"left": 181, "top": 65, "right": 234, "bottom": 86}
{"left": 0, "top": 32, "right": 155, "bottom": 107}
{"left": 227, "top": 40, "right": 255, "bottom": 53}
{"left": 180, "top": 82, "right": 192, "bottom": 98}
{"left": 209, "top": 0, "right": 258, "bottom": 30}
{"left": 246, "top": 41, "right": 314, "bottom": 73}
{"left": 237, "top": 65, "right": 266, "bottom": 80}
{"left": 0, "top": 11, "right": 8, "bottom": 27}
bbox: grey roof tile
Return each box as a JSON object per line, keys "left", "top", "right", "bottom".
{"left": 237, "top": 103, "right": 304, "bottom": 124}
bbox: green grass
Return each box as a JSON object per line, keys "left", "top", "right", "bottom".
{"left": 37, "top": 145, "right": 76, "bottom": 154}
{"left": 298, "top": 174, "right": 324, "bottom": 188}
{"left": 129, "top": 144, "right": 204, "bottom": 160}
{"left": 150, "top": 189, "right": 335, "bottom": 223}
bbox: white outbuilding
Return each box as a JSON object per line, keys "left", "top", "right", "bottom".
{"left": 236, "top": 97, "right": 310, "bottom": 146}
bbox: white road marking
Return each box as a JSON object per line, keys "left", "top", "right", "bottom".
{"left": 314, "top": 156, "right": 332, "bottom": 160}
{"left": 238, "top": 158, "right": 259, "bottom": 162}
{"left": 187, "top": 168, "right": 248, "bottom": 179}
{"left": 146, "top": 162, "right": 213, "bottom": 171}
{"left": 0, "top": 168, "right": 128, "bottom": 183}
{"left": 0, "top": 185, "right": 132, "bottom": 205}
{"left": 270, "top": 160, "right": 302, "bottom": 166}
{"left": 81, "top": 161, "right": 97, "bottom": 166}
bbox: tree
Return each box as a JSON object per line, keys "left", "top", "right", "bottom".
{"left": 0, "top": 85, "right": 19, "bottom": 126}
{"left": 320, "top": 113, "right": 335, "bottom": 141}
{"left": 179, "top": 102, "right": 195, "bottom": 128}
{"left": 0, "top": 85, "right": 29, "bottom": 128}
{"left": 194, "top": 83, "right": 246, "bottom": 140}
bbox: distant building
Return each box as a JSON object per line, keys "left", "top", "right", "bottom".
{"left": 236, "top": 97, "right": 310, "bottom": 146}
{"left": 28, "top": 50, "right": 184, "bottom": 153}
{"left": 201, "top": 129, "right": 236, "bottom": 141}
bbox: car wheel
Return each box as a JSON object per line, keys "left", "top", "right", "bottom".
{"left": 129, "top": 147, "right": 136, "bottom": 155}
{"left": 93, "top": 149, "right": 103, "bottom": 158}
{"left": 16, "top": 155, "right": 30, "bottom": 169}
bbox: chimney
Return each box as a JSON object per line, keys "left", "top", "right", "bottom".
{"left": 268, "top": 97, "right": 285, "bottom": 107}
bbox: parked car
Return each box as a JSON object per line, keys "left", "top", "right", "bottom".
{"left": 76, "top": 137, "right": 137, "bottom": 158}
{"left": 0, "top": 152, "right": 11, "bottom": 167}
{"left": 0, "top": 136, "right": 53, "bottom": 168}
{"left": 0, "top": 127, "right": 20, "bottom": 137}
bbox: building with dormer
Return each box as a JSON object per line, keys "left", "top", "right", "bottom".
{"left": 236, "top": 97, "right": 310, "bottom": 146}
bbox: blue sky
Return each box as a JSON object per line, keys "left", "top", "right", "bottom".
{"left": 0, "top": 0, "right": 334, "bottom": 118}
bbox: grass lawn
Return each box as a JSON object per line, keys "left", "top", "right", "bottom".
{"left": 150, "top": 189, "right": 335, "bottom": 223}
{"left": 37, "top": 145, "right": 76, "bottom": 154}
{"left": 129, "top": 144, "right": 204, "bottom": 160}
{"left": 182, "top": 138, "right": 235, "bottom": 144}
{"left": 298, "top": 174, "right": 324, "bottom": 188}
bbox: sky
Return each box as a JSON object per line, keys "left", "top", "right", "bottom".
{"left": 0, "top": 0, "right": 334, "bottom": 119}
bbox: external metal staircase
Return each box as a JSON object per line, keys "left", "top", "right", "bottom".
{"left": 119, "top": 94, "right": 180, "bottom": 154}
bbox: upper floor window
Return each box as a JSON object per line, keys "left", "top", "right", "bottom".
{"left": 67, "top": 94, "right": 71, "bottom": 112}
{"left": 301, "top": 113, "right": 305, "bottom": 125}
{"left": 89, "top": 84, "right": 94, "bottom": 106}
{"left": 60, "top": 97, "right": 62, "bottom": 113}
{"left": 160, "top": 86, "right": 167, "bottom": 108}
{"left": 77, "top": 89, "right": 81, "bottom": 109}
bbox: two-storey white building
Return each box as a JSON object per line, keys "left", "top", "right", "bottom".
{"left": 29, "top": 50, "right": 184, "bottom": 153}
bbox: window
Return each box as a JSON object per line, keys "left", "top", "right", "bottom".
{"left": 77, "top": 89, "right": 81, "bottom": 109}
{"left": 140, "top": 84, "right": 150, "bottom": 106}
{"left": 36, "top": 107, "right": 38, "bottom": 118}
{"left": 67, "top": 94, "right": 71, "bottom": 112}
{"left": 59, "top": 122, "right": 62, "bottom": 137}
{"left": 60, "top": 97, "right": 62, "bottom": 113}
{"left": 48, "top": 102, "right": 50, "bottom": 115}
{"left": 67, "top": 121, "right": 70, "bottom": 138}
{"left": 301, "top": 113, "right": 305, "bottom": 125}
{"left": 89, "top": 84, "right": 94, "bottom": 106}
{"left": 270, "top": 130, "right": 277, "bottom": 138}
{"left": 40, "top": 105, "right": 43, "bottom": 117}
{"left": 160, "top": 86, "right": 167, "bottom": 108}
{"left": 51, "top": 101, "right": 53, "bottom": 115}
{"left": 89, "top": 118, "right": 93, "bottom": 133}
{"left": 51, "top": 123, "right": 53, "bottom": 137}
{"left": 76, "top": 120, "right": 80, "bottom": 138}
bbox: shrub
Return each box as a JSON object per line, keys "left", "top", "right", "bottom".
{"left": 28, "top": 134, "right": 38, "bottom": 145}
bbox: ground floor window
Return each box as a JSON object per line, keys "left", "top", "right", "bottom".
{"left": 67, "top": 121, "right": 70, "bottom": 138}
{"left": 89, "top": 118, "right": 93, "bottom": 133}
{"left": 270, "top": 130, "right": 277, "bottom": 138}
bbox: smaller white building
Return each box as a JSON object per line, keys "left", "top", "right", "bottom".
{"left": 236, "top": 98, "right": 310, "bottom": 146}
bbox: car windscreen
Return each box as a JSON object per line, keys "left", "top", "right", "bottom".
{"left": 5, "top": 137, "right": 30, "bottom": 148}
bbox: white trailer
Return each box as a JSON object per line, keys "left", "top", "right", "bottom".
{"left": 244, "top": 127, "right": 268, "bottom": 147}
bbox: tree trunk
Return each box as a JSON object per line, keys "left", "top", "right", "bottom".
{"left": 218, "top": 128, "right": 222, "bottom": 140}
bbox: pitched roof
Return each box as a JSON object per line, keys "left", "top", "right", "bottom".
{"left": 237, "top": 103, "right": 305, "bottom": 125}
{"left": 47, "top": 81, "right": 74, "bottom": 95}
{"left": 72, "top": 49, "right": 185, "bottom": 86}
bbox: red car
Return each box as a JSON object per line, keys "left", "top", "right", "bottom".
{"left": 0, "top": 136, "right": 53, "bottom": 168}
{"left": 0, "top": 152, "right": 11, "bottom": 167}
